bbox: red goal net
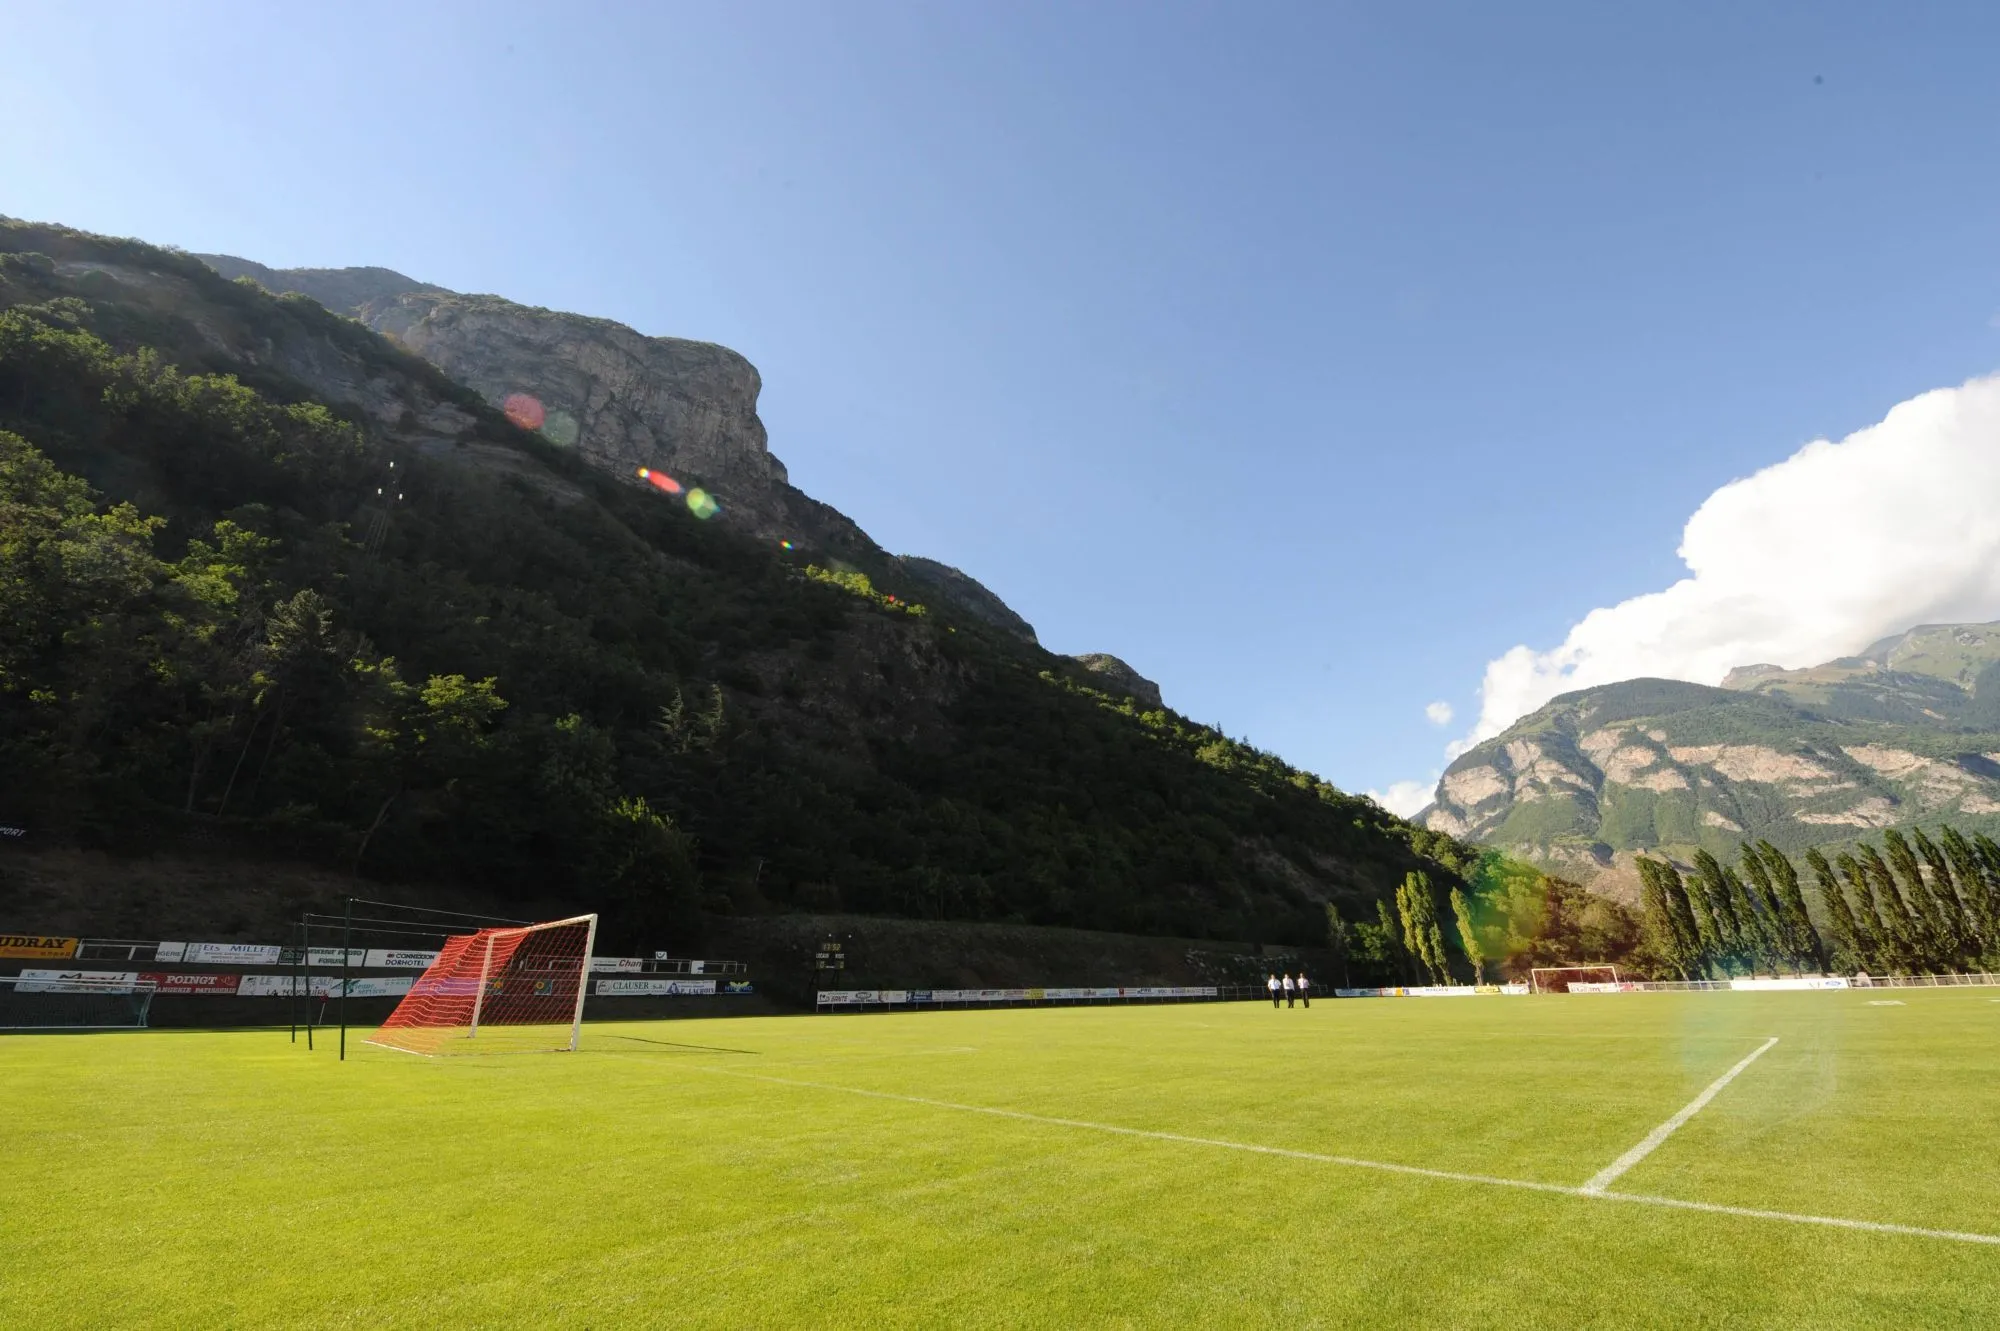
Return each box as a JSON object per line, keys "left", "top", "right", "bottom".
{"left": 369, "top": 914, "right": 597, "bottom": 1055}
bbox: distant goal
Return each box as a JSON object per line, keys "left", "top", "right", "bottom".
{"left": 367, "top": 914, "right": 597, "bottom": 1056}
{"left": 0, "top": 974, "right": 158, "bottom": 1030}
{"left": 1530, "top": 965, "right": 1623, "bottom": 994}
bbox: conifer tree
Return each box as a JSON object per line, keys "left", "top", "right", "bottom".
{"left": 1449, "top": 887, "right": 1486, "bottom": 984}
{"left": 1804, "top": 848, "right": 1868, "bottom": 972}
{"left": 1324, "top": 902, "right": 1353, "bottom": 989}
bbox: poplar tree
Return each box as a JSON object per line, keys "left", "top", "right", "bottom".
{"left": 1382, "top": 895, "right": 1415, "bottom": 985}
{"left": 1855, "top": 844, "right": 1924, "bottom": 969}
{"left": 1938, "top": 825, "right": 2000, "bottom": 954}
{"left": 1804, "top": 848, "right": 1868, "bottom": 973}
{"left": 1324, "top": 902, "right": 1353, "bottom": 989}
{"left": 1755, "top": 840, "right": 1828, "bottom": 972}
{"left": 1450, "top": 887, "right": 1486, "bottom": 984}
{"left": 1884, "top": 830, "right": 1963, "bottom": 964}
{"left": 1690, "top": 850, "right": 1750, "bottom": 972}
{"left": 1912, "top": 827, "right": 1977, "bottom": 965}
{"left": 1843, "top": 850, "right": 1913, "bottom": 974}
{"left": 1637, "top": 857, "right": 1699, "bottom": 979}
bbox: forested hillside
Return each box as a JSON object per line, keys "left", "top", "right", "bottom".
{"left": 0, "top": 219, "right": 1473, "bottom": 952}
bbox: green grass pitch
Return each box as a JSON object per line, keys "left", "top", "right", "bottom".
{"left": 4, "top": 992, "right": 1998, "bottom": 1327}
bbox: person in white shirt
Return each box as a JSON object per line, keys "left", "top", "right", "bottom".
{"left": 1295, "top": 971, "right": 1310, "bottom": 1008}
{"left": 1282, "top": 972, "right": 1296, "bottom": 1007}
{"left": 1266, "top": 973, "right": 1280, "bottom": 1008}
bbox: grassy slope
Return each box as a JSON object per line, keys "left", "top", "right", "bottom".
{"left": 4, "top": 996, "right": 1997, "bottom": 1327}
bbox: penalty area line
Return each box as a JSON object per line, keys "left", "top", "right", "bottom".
{"left": 1581, "top": 1035, "right": 1779, "bottom": 1195}
{"left": 684, "top": 1060, "right": 2000, "bottom": 1248}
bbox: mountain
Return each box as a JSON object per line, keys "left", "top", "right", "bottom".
{"left": 1, "top": 217, "right": 1463, "bottom": 949}
{"left": 1422, "top": 628, "right": 2000, "bottom": 897}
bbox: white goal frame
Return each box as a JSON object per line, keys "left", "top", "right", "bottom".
{"left": 1530, "top": 965, "right": 1621, "bottom": 994}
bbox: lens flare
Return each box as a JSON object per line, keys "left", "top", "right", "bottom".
{"left": 779, "top": 540, "right": 794, "bottom": 550}
{"left": 543, "top": 410, "right": 579, "bottom": 447}
{"left": 635, "top": 467, "right": 683, "bottom": 496}
{"left": 686, "top": 488, "right": 720, "bottom": 520}
{"left": 503, "top": 393, "right": 546, "bottom": 430}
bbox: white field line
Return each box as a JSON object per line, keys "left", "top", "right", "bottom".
{"left": 1580, "top": 1036, "right": 1780, "bottom": 1194}
{"left": 684, "top": 1059, "right": 2000, "bottom": 1248}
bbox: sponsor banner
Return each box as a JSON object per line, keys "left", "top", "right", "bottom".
{"left": 594, "top": 978, "right": 717, "bottom": 997}
{"left": 236, "top": 974, "right": 415, "bottom": 998}
{"left": 908, "top": 989, "right": 934, "bottom": 1003}
{"left": 137, "top": 971, "right": 240, "bottom": 995}
{"left": 1500, "top": 983, "right": 1530, "bottom": 995}
{"left": 16, "top": 968, "right": 140, "bottom": 993}
{"left": 880, "top": 990, "right": 909, "bottom": 1004}
{"left": 588, "top": 957, "right": 644, "bottom": 973}
{"left": 276, "top": 947, "right": 367, "bottom": 967}
{"left": 183, "top": 942, "right": 282, "bottom": 965}
{"left": 1568, "top": 982, "right": 1638, "bottom": 994}
{"left": 722, "top": 981, "right": 756, "bottom": 996}
{"left": 364, "top": 949, "right": 439, "bottom": 969}
{"left": 0, "top": 934, "right": 78, "bottom": 959}
{"left": 0, "top": 825, "right": 25, "bottom": 839}
{"left": 154, "top": 942, "right": 188, "bottom": 962}
{"left": 1730, "top": 976, "right": 1850, "bottom": 991}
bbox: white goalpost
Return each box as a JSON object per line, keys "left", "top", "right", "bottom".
{"left": 367, "top": 913, "right": 598, "bottom": 1056}
{"left": 1530, "top": 965, "right": 1623, "bottom": 994}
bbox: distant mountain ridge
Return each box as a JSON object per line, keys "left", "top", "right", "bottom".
{"left": 1422, "top": 624, "right": 2000, "bottom": 898}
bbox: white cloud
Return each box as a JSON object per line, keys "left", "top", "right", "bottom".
{"left": 1456, "top": 370, "right": 2000, "bottom": 753}
{"left": 1424, "top": 700, "right": 1454, "bottom": 726}
{"left": 1367, "top": 777, "right": 1438, "bottom": 819}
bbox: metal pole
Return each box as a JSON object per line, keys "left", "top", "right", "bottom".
{"left": 340, "top": 896, "right": 351, "bottom": 1061}
{"left": 304, "top": 915, "right": 314, "bottom": 1051}
{"left": 290, "top": 920, "right": 300, "bottom": 1043}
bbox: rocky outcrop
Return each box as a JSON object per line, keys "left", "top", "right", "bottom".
{"left": 1071, "top": 653, "right": 1163, "bottom": 709}
{"left": 893, "top": 557, "right": 1037, "bottom": 644}
{"left": 195, "top": 254, "right": 442, "bottom": 312}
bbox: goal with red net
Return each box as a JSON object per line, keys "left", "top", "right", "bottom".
{"left": 368, "top": 913, "right": 597, "bottom": 1055}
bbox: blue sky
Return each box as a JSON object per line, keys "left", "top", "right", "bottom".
{"left": 7, "top": 1, "right": 2000, "bottom": 809}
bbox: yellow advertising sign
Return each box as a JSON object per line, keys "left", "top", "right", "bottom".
{"left": 0, "top": 935, "right": 78, "bottom": 959}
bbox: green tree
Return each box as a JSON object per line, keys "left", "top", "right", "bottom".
{"left": 1804, "top": 848, "right": 1870, "bottom": 973}
{"left": 1449, "top": 887, "right": 1485, "bottom": 984}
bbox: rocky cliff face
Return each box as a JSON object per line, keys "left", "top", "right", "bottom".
{"left": 198, "top": 253, "right": 1169, "bottom": 680}
{"left": 1423, "top": 641, "right": 2000, "bottom": 888}
{"left": 1070, "top": 653, "right": 1164, "bottom": 709}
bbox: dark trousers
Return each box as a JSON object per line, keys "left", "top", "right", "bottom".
{"left": 1285, "top": 989, "right": 1294, "bottom": 1007}
{"left": 1300, "top": 991, "right": 1310, "bottom": 1008}
{"left": 1270, "top": 990, "right": 1280, "bottom": 1007}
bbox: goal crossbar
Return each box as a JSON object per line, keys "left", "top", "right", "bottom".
{"left": 1530, "top": 965, "right": 1622, "bottom": 994}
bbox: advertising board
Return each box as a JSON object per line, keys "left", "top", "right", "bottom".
{"left": 182, "top": 942, "right": 282, "bottom": 965}
{"left": 1729, "top": 977, "right": 1850, "bottom": 991}
{"left": 364, "top": 949, "right": 440, "bottom": 969}
{"left": 0, "top": 935, "right": 77, "bottom": 959}
{"left": 593, "top": 978, "right": 718, "bottom": 997}
{"left": 588, "top": 957, "right": 644, "bottom": 973}
{"left": 138, "top": 972, "right": 241, "bottom": 995}
{"left": 16, "top": 969, "right": 138, "bottom": 992}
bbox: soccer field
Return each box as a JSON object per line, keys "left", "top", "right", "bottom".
{"left": 4, "top": 993, "right": 1998, "bottom": 1328}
